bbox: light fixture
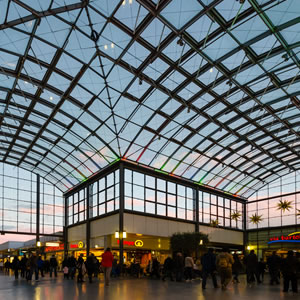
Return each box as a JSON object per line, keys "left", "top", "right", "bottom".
{"left": 122, "top": 0, "right": 126, "bottom": 6}
{"left": 115, "top": 231, "right": 127, "bottom": 238}
{"left": 50, "top": 96, "right": 53, "bottom": 100}
{"left": 136, "top": 233, "right": 143, "bottom": 236}
{"left": 177, "top": 38, "right": 184, "bottom": 46}
{"left": 95, "top": 244, "right": 99, "bottom": 248}
{"left": 104, "top": 44, "right": 108, "bottom": 50}
{"left": 199, "top": 240, "right": 203, "bottom": 245}
{"left": 209, "top": 67, "right": 213, "bottom": 73}
{"left": 36, "top": 241, "right": 42, "bottom": 247}
{"left": 139, "top": 77, "right": 143, "bottom": 85}
{"left": 24, "top": 81, "right": 28, "bottom": 84}
{"left": 45, "top": 242, "right": 59, "bottom": 247}
{"left": 247, "top": 245, "right": 251, "bottom": 250}
{"left": 111, "top": 43, "right": 115, "bottom": 49}
{"left": 129, "top": 0, "right": 133, "bottom": 3}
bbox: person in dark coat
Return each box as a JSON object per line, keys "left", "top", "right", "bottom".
{"left": 68, "top": 255, "right": 77, "bottom": 279}
{"left": 12, "top": 256, "right": 20, "bottom": 279}
{"left": 20, "top": 255, "right": 28, "bottom": 278}
{"left": 174, "top": 252, "right": 184, "bottom": 282}
{"left": 49, "top": 255, "right": 58, "bottom": 277}
{"left": 232, "top": 253, "right": 242, "bottom": 283}
{"left": 86, "top": 254, "right": 95, "bottom": 283}
{"left": 244, "top": 250, "right": 260, "bottom": 285}
{"left": 162, "top": 256, "right": 174, "bottom": 281}
{"left": 267, "top": 251, "right": 281, "bottom": 285}
{"left": 77, "top": 254, "right": 85, "bottom": 283}
{"left": 201, "top": 248, "right": 218, "bottom": 289}
{"left": 37, "top": 256, "right": 44, "bottom": 278}
{"left": 258, "top": 258, "right": 267, "bottom": 282}
{"left": 281, "top": 250, "right": 298, "bottom": 293}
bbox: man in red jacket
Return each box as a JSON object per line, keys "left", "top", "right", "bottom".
{"left": 101, "top": 248, "right": 114, "bottom": 286}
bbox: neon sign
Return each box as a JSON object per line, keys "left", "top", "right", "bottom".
{"left": 70, "top": 241, "right": 85, "bottom": 249}
{"left": 117, "top": 240, "right": 144, "bottom": 247}
{"left": 268, "top": 232, "right": 300, "bottom": 244}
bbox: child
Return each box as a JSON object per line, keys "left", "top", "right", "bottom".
{"left": 63, "top": 266, "right": 69, "bottom": 279}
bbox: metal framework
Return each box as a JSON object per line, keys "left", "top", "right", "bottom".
{"left": 0, "top": 0, "right": 300, "bottom": 198}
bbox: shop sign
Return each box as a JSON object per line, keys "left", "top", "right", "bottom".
{"left": 45, "top": 244, "right": 64, "bottom": 252}
{"left": 117, "top": 239, "right": 144, "bottom": 247}
{"left": 70, "top": 241, "right": 85, "bottom": 249}
{"left": 268, "top": 232, "right": 300, "bottom": 244}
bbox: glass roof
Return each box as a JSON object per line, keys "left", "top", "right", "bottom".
{"left": 0, "top": 0, "right": 300, "bottom": 198}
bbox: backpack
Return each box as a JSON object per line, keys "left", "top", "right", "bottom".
{"left": 218, "top": 254, "right": 228, "bottom": 268}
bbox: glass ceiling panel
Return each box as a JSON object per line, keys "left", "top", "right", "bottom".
{"left": 0, "top": 0, "right": 298, "bottom": 197}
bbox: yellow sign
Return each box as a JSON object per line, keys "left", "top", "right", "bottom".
{"left": 135, "top": 240, "right": 144, "bottom": 247}
{"left": 78, "top": 241, "right": 84, "bottom": 248}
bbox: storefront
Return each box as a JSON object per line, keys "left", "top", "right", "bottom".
{"left": 247, "top": 227, "right": 300, "bottom": 260}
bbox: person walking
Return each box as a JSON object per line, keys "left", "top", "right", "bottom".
{"left": 101, "top": 248, "right": 114, "bottom": 286}
{"left": 281, "top": 250, "right": 298, "bottom": 294}
{"left": 28, "top": 253, "right": 38, "bottom": 281}
{"left": 267, "top": 251, "right": 281, "bottom": 285}
{"left": 184, "top": 253, "right": 194, "bottom": 282}
{"left": 86, "top": 253, "right": 95, "bottom": 283}
{"left": 49, "top": 255, "right": 58, "bottom": 278}
{"left": 174, "top": 252, "right": 184, "bottom": 282}
{"left": 232, "top": 253, "right": 242, "bottom": 283}
{"left": 162, "top": 256, "right": 174, "bottom": 281}
{"left": 12, "top": 256, "right": 20, "bottom": 280}
{"left": 77, "top": 254, "right": 85, "bottom": 283}
{"left": 258, "top": 258, "right": 267, "bottom": 282}
{"left": 20, "top": 255, "right": 28, "bottom": 278}
{"left": 68, "top": 255, "right": 77, "bottom": 279}
{"left": 244, "top": 250, "right": 260, "bottom": 285}
{"left": 37, "top": 256, "right": 44, "bottom": 278}
{"left": 201, "top": 248, "right": 218, "bottom": 289}
{"left": 216, "top": 248, "right": 234, "bottom": 290}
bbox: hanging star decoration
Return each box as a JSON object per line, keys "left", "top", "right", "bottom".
{"left": 231, "top": 211, "right": 242, "bottom": 222}
{"left": 249, "top": 213, "right": 262, "bottom": 225}
{"left": 277, "top": 200, "right": 293, "bottom": 213}
{"left": 210, "top": 219, "right": 219, "bottom": 227}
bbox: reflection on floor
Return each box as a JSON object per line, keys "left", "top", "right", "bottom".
{"left": 0, "top": 272, "right": 298, "bottom": 300}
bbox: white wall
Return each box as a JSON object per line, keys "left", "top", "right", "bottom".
{"left": 68, "top": 223, "right": 86, "bottom": 242}
{"left": 200, "top": 225, "right": 244, "bottom": 245}
{"left": 90, "top": 214, "right": 119, "bottom": 238}
{"left": 124, "top": 213, "right": 195, "bottom": 237}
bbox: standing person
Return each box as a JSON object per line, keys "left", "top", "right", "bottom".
{"left": 68, "top": 255, "right": 77, "bottom": 279}
{"left": 28, "top": 253, "right": 38, "bottom": 281}
{"left": 101, "top": 248, "right": 114, "bottom": 286}
{"left": 201, "top": 248, "right": 218, "bottom": 289}
{"left": 37, "top": 256, "right": 44, "bottom": 278}
{"left": 86, "top": 253, "right": 95, "bottom": 283}
{"left": 162, "top": 256, "right": 174, "bottom": 281}
{"left": 184, "top": 253, "right": 194, "bottom": 282}
{"left": 20, "top": 255, "right": 28, "bottom": 278}
{"left": 49, "top": 255, "right": 58, "bottom": 278}
{"left": 267, "top": 251, "right": 281, "bottom": 285}
{"left": 232, "top": 253, "right": 242, "bottom": 283}
{"left": 12, "top": 256, "right": 20, "bottom": 280}
{"left": 216, "top": 248, "right": 234, "bottom": 290}
{"left": 281, "top": 250, "right": 298, "bottom": 293}
{"left": 258, "top": 258, "right": 267, "bottom": 282}
{"left": 174, "top": 252, "right": 184, "bottom": 282}
{"left": 77, "top": 254, "right": 85, "bottom": 283}
{"left": 244, "top": 250, "right": 260, "bottom": 285}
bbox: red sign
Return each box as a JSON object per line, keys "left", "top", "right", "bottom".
{"left": 45, "top": 244, "right": 64, "bottom": 252}
{"left": 70, "top": 244, "right": 79, "bottom": 249}
{"left": 117, "top": 240, "right": 135, "bottom": 246}
{"left": 269, "top": 232, "right": 300, "bottom": 244}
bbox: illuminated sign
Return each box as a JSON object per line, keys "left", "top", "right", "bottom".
{"left": 45, "top": 242, "right": 60, "bottom": 247}
{"left": 268, "top": 232, "right": 300, "bottom": 244}
{"left": 70, "top": 241, "right": 85, "bottom": 249}
{"left": 135, "top": 240, "right": 144, "bottom": 247}
{"left": 45, "top": 244, "right": 64, "bottom": 252}
{"left": 117, "top": 240, "right": 144, "bottom": 247}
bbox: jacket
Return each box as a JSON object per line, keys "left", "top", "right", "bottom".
{"left": 101, "top": 251, "right": 114, "bottom": 268}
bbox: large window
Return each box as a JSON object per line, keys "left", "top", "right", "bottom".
{"left": 0, "top": 163, "right": 63, "bottom": 235}
{"left": 67, "top": 169, "right": 119, "bottom": 226}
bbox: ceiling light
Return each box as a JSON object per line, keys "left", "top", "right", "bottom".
{"left": 50, "top": 96, "right": 53, "bottom": 100}
{"left": 111, "top": 43, "right": 114, "bottom": 49}
{"left": 24, "top": 81, "right": 28, "bottom": 84}
{"left": 129, "top": 0, "right": 133, "bottom": 3}
{"left": 122, "top": 0, "right": 126, "bottom": 5}
{"left": 104, "top": 45, "right": 108, "bottom": 50}
{"left": 209, "top": 67, "right": 213, "bottom": 73}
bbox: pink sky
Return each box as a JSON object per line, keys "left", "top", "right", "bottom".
{"left": 0, "top": 234, "right": 35, "bottom": 244}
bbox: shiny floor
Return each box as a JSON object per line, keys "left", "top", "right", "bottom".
{"left": 0, "top": 272, "right": 298, "bottom": 300}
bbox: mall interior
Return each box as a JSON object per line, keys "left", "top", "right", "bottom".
{"left": 0, "top": 0, "right": 299, "bottom": 293}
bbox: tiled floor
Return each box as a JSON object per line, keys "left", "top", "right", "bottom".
{"left": 0, "top": 272, "right": 298, "bottom": 300}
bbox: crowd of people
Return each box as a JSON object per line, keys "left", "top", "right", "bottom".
{"left": 159, "top": 248, "right": 299, "bottom": 293}
{"left": 2, "top": 248, "right": 300, "bottom": 293}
